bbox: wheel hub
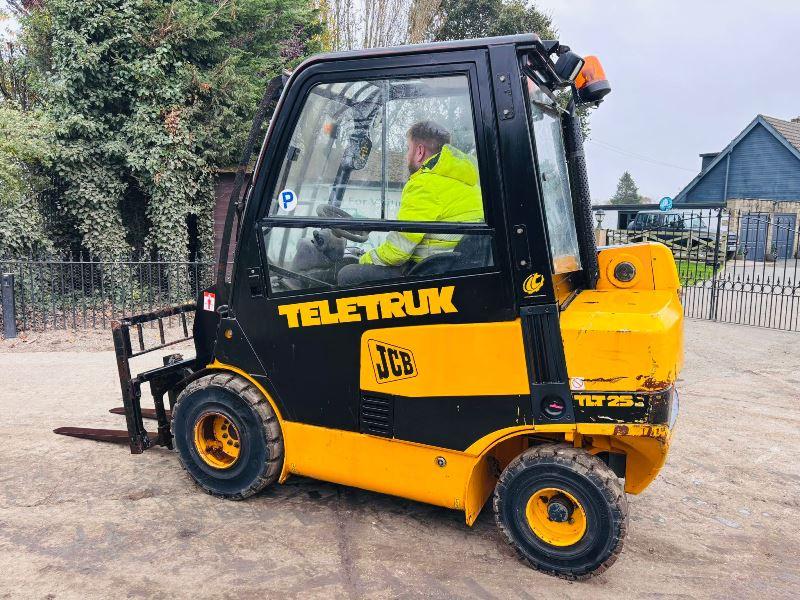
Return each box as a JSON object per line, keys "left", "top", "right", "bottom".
{"left": 525, "top": 487, "right": 587, "bottom": 547}
{"left": 193, "top": 412, "right": 241, "bottom": 469}
{"left": 546, "top": 495, "right": 573, "bottom": 523}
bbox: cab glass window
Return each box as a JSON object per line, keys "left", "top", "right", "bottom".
{"left": 262, "top": 74, "right": 493, "bottom": 294}
{"left": 524, "top": 79, "right": 582, "bottom": 274}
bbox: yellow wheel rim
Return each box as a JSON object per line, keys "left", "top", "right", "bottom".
{"left": 193, "top": 412, "right": 241, "bottom": 469}
{"left": 525, "top": 487, "right": 587, "bottom": 547}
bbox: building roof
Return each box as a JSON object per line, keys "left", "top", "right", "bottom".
{"left": 762, "top": 115, "right": 800, "bottom": 153}
{"left": 675, "top": 114, "right": 800, "bottom": 203}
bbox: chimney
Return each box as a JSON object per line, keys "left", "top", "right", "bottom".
{"left": 699, "top": 152, "right": 719, "bottom": 171}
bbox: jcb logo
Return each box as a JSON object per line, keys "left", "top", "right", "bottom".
{"left": 574, "top": 394, "right": 645, "bottom": 408}
{"left": 368, "top": 340, "right": 417, "bottom": 383}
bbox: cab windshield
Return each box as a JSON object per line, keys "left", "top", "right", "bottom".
{"left": 261, "top": 73, "right": 492, "bottom": 293}
{"left": 523, "top": 78, "right": 582, "bottom": 274}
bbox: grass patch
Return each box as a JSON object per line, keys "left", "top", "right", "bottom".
{"left": 678, "top": 260, "right": 715, "bottom": 283}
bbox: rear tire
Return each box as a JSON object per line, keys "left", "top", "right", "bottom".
{"left": 172, "top": 372, "right": 283, "bottom": 499}
{"left": 493, "top": 444, "right": 627, "bottom": 579}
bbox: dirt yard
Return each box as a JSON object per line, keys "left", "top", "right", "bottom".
{"left": 1, "top": 320, "right": 798, "bottom": 599}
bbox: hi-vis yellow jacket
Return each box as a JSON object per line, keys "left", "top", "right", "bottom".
{"left": 360, "top": 144, "right": 484, "bottom": 266}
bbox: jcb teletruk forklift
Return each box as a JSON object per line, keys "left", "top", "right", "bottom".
{"left": 57, "top": 34, "right": 683, "bottom": 579}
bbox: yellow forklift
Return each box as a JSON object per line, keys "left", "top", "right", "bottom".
{"left": 56, "top": 33, "right": 683, "bottom": 579}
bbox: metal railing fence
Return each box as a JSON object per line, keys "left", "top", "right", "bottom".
{"left": 0, "top": 254, "right": 212, "bottom": 334}
{"left": 593, "top": 204, "right": 800, "bottom": 332}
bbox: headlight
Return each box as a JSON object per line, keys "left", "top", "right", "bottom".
{"left": 604, "top": 253, "right": 643, "bottom": 288}
{"left": 613, "top": 261, "right": 637, "bottom": 283}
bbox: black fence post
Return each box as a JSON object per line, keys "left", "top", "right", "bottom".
{"left": 2, "top": 273, "right": 18, "bottom": 339}
{"left": 708, "top": 208, "right": 724, "bottom": 321}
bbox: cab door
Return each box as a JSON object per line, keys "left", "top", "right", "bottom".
{"left": 488, "top": 45, "right": 582, "bottom": 427}
{"left": 223, "top": 51, "right": 527, "bottom": 451}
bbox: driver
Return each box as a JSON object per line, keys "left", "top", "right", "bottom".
{"left": 337, "top": 120, "right": 483, "bottom": 286}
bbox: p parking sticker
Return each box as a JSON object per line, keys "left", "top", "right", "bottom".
{"left": 278, "top": 189, "right": 297, "bottom": 212}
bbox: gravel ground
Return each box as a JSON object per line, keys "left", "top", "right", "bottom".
{"left": 0, "top": 319, "right": 799, "bottom": 599}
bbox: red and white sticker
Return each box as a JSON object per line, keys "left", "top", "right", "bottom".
{"left": 569, "top": 377, "right": 585, "bottom": 391}
{"left": 203, "top": 291, "right": 216, "bottom": 312}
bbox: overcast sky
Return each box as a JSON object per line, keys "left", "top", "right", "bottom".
{"left": 536, "top": 0, "right": 800, "bottom": 203}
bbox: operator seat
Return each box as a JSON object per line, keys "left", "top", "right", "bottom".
{"left": 405, "top": 234, "right": 492, "bottom": 277}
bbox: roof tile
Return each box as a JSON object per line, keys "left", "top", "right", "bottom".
{"left": 762, "top": 115, "right": 800, "bottom": 153}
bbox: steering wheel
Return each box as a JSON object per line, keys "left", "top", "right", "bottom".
{"left": 316, "top": 204, "right": 369, "bottom": 243}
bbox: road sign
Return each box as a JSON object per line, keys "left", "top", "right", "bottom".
{"left": 658, "top": 196, "right": 673, "bottom": 211}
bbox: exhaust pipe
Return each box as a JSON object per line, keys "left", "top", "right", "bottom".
{"left": 563, "top": 106, "right": 599, "bottom": 289}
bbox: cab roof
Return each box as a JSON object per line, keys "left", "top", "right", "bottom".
{"left": 294, "top": 33, "right": 544, "bottom": 73}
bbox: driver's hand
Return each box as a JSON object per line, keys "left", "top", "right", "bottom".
{"left": 347, "top": 246, "right": 365, "bottom": 257}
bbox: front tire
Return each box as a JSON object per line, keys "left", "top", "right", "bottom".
{"left": 172, "top": 372, "right": 283, "bottom": 499}
{"left": 493, "top": 444, "right": 627, "bottom": 579}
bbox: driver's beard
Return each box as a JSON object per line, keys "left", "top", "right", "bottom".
{"left": 407, "top": 160, "right": 421, "bottom": 175}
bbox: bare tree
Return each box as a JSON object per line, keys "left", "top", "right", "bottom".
{"left": 363, "top": 0, "right": 410, "bottom": 48}
{"left": 322, "top": 0, "right": 419, "bottom": 51}
{"left": 0, "top": 18, "right": 35, "bottom": 109}
{"left": 3, "top": 0, "right": 42, "bottom": 18}
{"left": 407, "top": 0, "right": 441, "bottom": 44}
{"left": 324, "top": 0, "right": 359, "bottom": 51}
{"left": 0, "top": 40, "right": 24, "bottom": 106}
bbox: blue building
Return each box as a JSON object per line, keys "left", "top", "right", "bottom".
{"left": 675, "top": 115, "right": 800, "bottom": 259}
